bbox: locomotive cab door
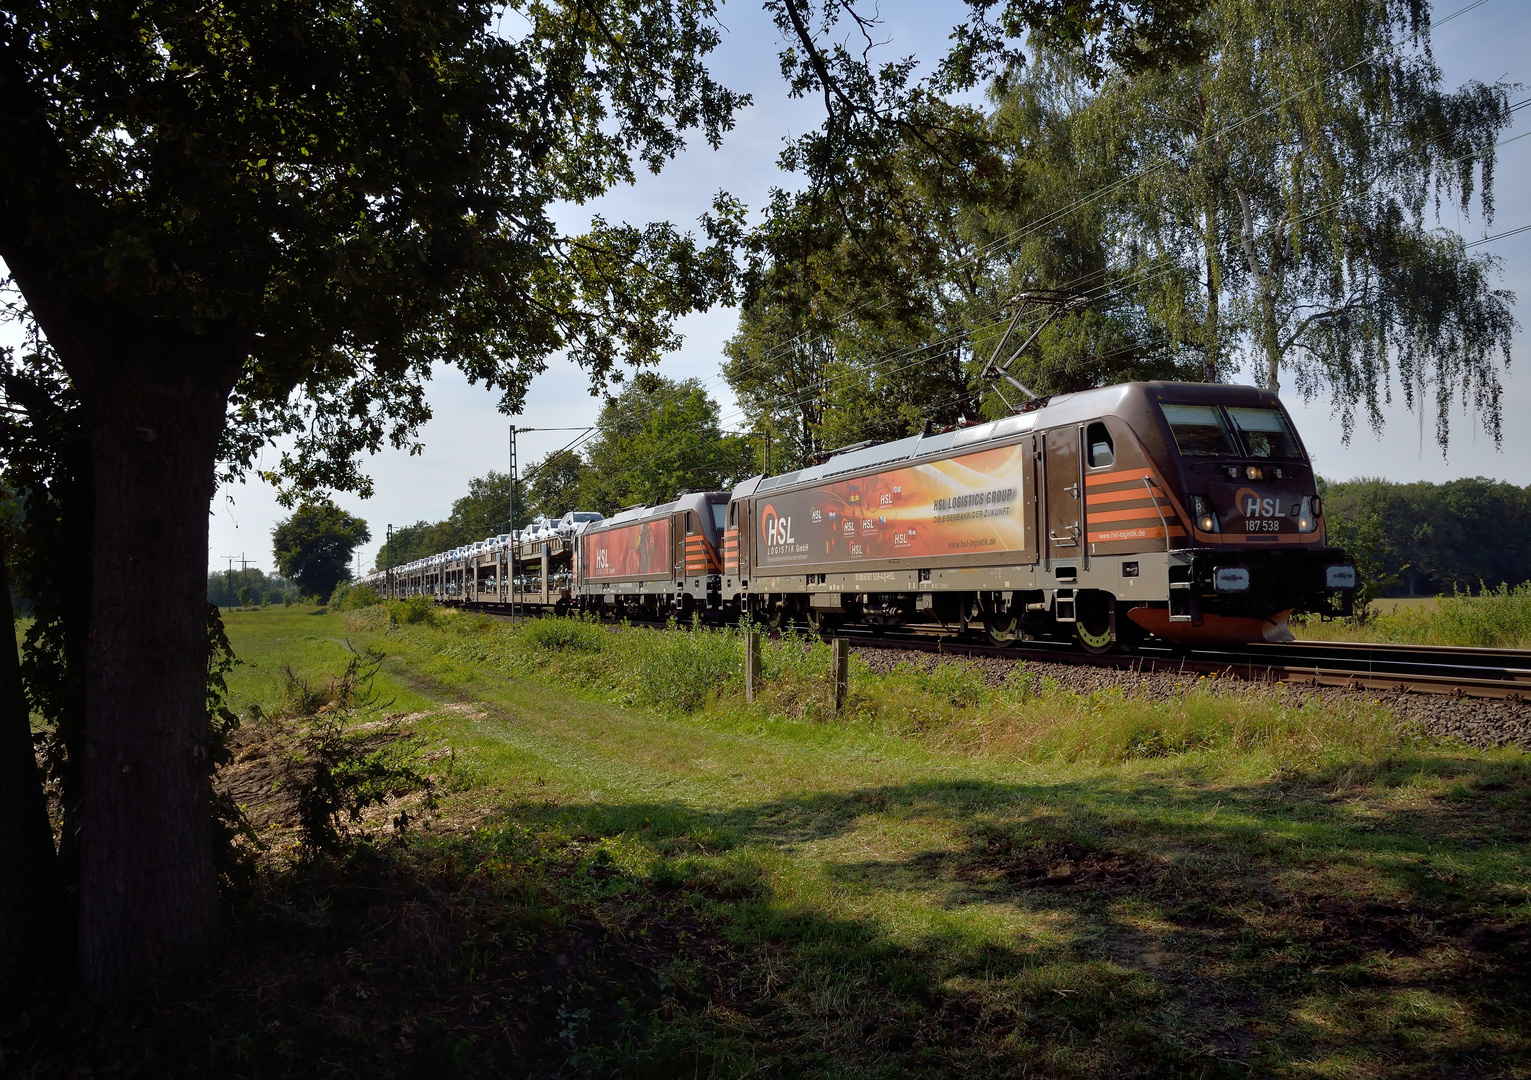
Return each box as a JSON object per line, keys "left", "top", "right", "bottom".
{"left": 674, "top": 512, "right": 689, "bottom": 587}
{"left": 1044, "top": 426, "right": 1082, "bottom": 561}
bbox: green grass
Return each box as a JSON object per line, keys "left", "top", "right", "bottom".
{"left": 1297, "top": 582, "right": 1531, "bottom": 648}
{"left": 16, "top": 605, "right": 1529, "bottom": 1079}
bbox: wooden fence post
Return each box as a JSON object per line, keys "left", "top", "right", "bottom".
{"left": 745, "top": 631, "right": 763, "bottom": 703}
{"left": 831, "top": 637, "right": 850, "bottom": 712}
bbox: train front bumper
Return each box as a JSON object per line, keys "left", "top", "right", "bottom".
{"left": 1127, "top": 547, "right": 1357, "bottom": 645}
{"left": 1171, "top": 547, "right": 1355, "bottom": 621}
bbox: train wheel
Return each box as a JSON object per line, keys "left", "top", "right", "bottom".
{"left": 983, "top": 612, "right": 1019, "bottom": 646}
{"left": 806, "top": 608, "right": 839, "bottom": 639}
{"left": 1074, "top": 591, "right": 1117, "bottom": 655}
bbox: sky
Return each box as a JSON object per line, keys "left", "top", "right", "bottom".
{"left": 4, "top": 1, "right": 1528, "bottom": 577}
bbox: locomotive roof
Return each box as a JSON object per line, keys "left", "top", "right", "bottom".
{"left": 588, "top": 490, "right": 730, "bottom": 531}
{"left": 740, "top": 380, "right": 1284, "bottom": 498}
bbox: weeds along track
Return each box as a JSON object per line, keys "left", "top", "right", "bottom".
{"left": 458, "top": 601, "right": 1531, "bottom": 704}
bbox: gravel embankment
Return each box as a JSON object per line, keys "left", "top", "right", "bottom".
{"left": 851, "top": 646, "right": 1531, "bottom": 749}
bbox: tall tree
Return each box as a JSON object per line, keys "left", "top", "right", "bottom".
{"left": 743, "top": 0, "right": 1514, "bottom": 452}
{"left": 726, "top": 0, "right": 1219, "bottom": 456}
{"left": 525, "top": 449, "right": 591, "bottom": 521}
{"left": 577, "top": 374, "right": 757, "bottom": 511}
{"left": 272, "top": 501, "right": 371, "bottom": 601}
{"left": 0, "top": 0, "right": 743, "bottom": 994}
{"left": 721, "top": 205, "right": 839, "bottom": 471}
{"left": 1075, "top": 0, "right": 1516, "bottom": 441}
{"left": 451, "top": 471, "right": 520, "bottom": 539}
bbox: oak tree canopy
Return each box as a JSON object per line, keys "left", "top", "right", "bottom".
{"left": 0, "top": 0, "right": 746, "bottom": 996}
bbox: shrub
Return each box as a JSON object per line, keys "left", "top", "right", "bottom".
{"left": 281, "top": 645, "right": 437, "bottom": 852}
{"left": 389, "top": 595, "right": 437, "bottom": 626}
{"left": 1300, "top": 580, "right": 1531, "bottom": 648}
{"left": 612, "top": 617, "right": 741, "bottom": 712}
{"left": 332, "top": 583, "right": 382, "bottom": 610}
{"left": 517, "top": 613, "right": 605, "bottom": 652}
{"left": 1373, "top": 582, "right": 1531, "bottom": 648}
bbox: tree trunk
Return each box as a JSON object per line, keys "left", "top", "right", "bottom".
{"left": 1260, "top": 295, "right": 1283, "bottom": 393}
{"left": 76, "top": 369, "right": 231, "bottom": 997}
{"left": 0, "top": 552, "right": 65, "bottom": 1000}
{"left": 1202, "top": 200, "right": 1222, "bottom": 383}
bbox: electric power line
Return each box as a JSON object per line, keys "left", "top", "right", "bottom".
{"left": 717, "top": 0, "right": 1512, "bottom": 384}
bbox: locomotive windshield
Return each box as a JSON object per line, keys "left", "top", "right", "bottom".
{"left": 1160, "top": 404, "right": 1236, "bottom": 457}
{"left": 1226, "top": 407, "right": 1304, "bottom": 460}
{"left": 712, "top": 503, "right": 727, "bottom": 530}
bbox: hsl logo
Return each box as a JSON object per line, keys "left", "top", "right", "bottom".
{"left": 761, "top": 504, "right": 795, "bottom": 546}
{"left": 1235, "top": 487, "right": 1283, "bottom": 518}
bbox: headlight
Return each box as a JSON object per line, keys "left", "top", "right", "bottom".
{"left": 1296, "top": 496, "right": 1320, "bottom": 533}
{"left": 1192, "top": 495, "right": 1219, "bottom": 533}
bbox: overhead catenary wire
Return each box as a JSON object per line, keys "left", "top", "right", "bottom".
{"left": 1466, "top": 221, "right": 1531, "bottom": 248}
{"left": 520, "top": 0, "right": 1521, "bottom": 476}
{"left": 386, "top": 0, "right": 1520, "bottom": 560}
{"left": 534, "top": 113, "right": 1531, "bottom": 515}
{"left": 717, "top": 0, "right": 1512, "bottom": 384}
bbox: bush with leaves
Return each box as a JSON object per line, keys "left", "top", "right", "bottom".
{"left": 278, "top": 646, "right": 437, "bottom": 853}
{"left": 332, "top": 584, "right": 382, "bottom": 611}
{"left": 390, "top": 596, "right": 437, "bottom": 626}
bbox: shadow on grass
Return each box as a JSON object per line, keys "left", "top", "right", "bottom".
{"left": 9, "top": 759, "right": 1529, "bottom": 1079}
{"left": 504, "top": 757, "right": 1531, "bottom": 1076}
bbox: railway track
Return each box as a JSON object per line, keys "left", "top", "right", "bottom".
{"left": 829, "top": 628, "right": 1531, "bottom": 701}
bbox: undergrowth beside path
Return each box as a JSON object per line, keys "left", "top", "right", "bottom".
{"left": 9, "top": 607, "right": 1530, "bottom": 1079}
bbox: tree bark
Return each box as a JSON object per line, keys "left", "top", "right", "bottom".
{"left": 1202, "top": 200, "right": 1222, "bottom": 383}
{"left": 0, "top": 552, "right": 64, "bottom": 1000}
{"left": 1233, "top": 186, "right": 1285, "bottom": 392}
{"left": 75, "top": 365, "right": 232, "bottom": 997}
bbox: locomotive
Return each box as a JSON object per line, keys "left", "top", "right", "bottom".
{"left": 371, "top": 381, "right": 1356, "bottom": 651}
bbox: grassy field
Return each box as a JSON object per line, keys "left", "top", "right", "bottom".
{"left": 1294, "top": 583, "right": 1531, "bottom": 648}
{"left": 18, "top": 605, "right": 1531, "bottom": 1078}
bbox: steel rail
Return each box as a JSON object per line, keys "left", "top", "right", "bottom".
{"left": 829, "top": 628, "right": 1531, "bottom": 700}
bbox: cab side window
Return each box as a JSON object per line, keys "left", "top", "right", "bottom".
{"left": 685, "top": 511, "right": 696, "bottom": 535}
{"left": 1087, "top": 422, "right": 1115, "bottom": 468}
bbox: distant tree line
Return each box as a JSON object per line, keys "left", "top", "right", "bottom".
{"left": 374, "top": 375, "right": 756, "bottom": 571}
{"left": 1320, "top": 478, "right": 1531, "bottom": 597}
{"left": 205, "top": 568, "right": 295, "bottom": 609}
{"left": 205, "top": 501, "right": 370, "bottom": 607}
